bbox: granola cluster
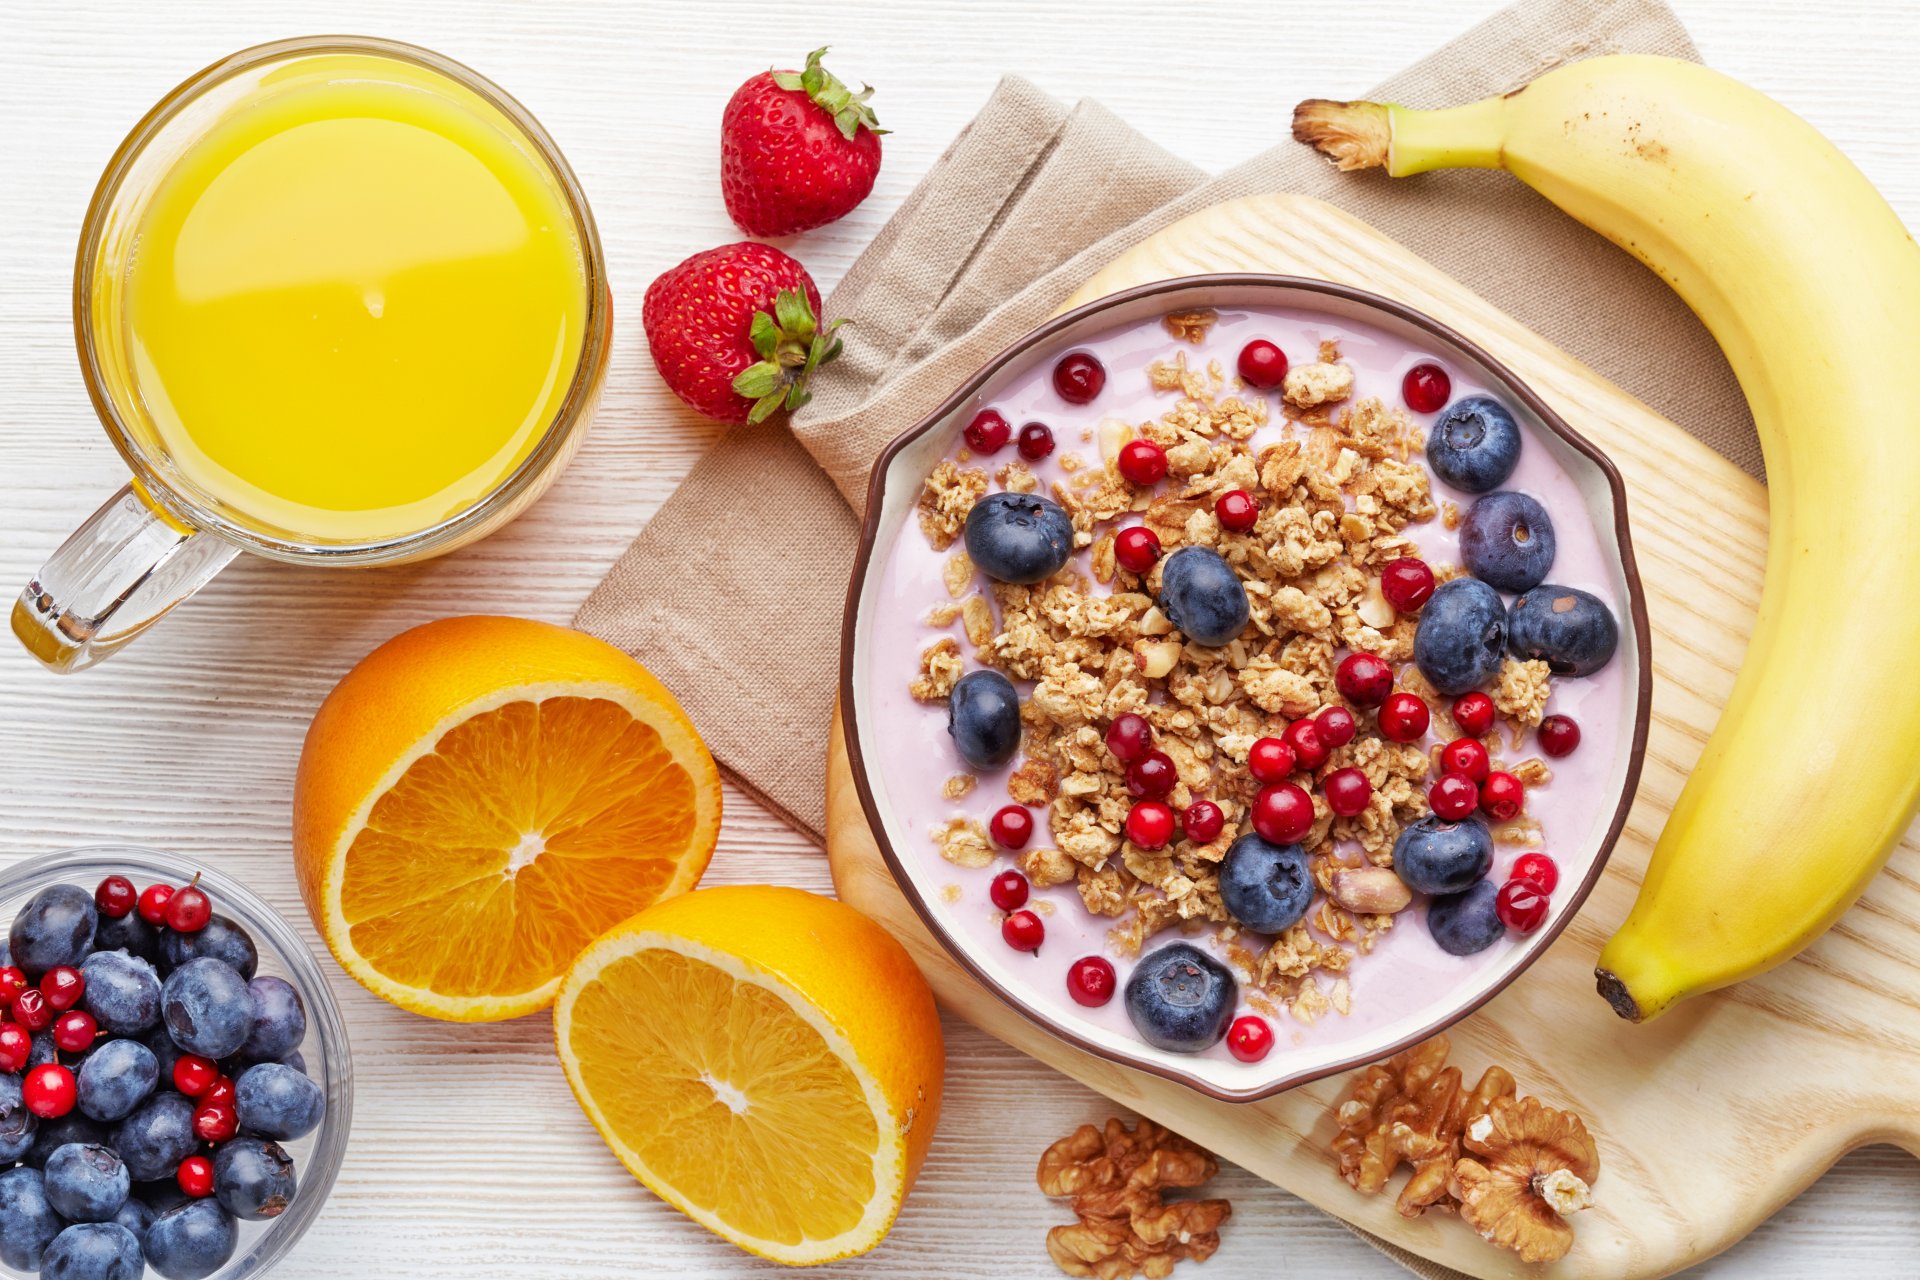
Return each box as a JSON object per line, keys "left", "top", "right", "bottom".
{"left": 1331, "top": 1035, "right": 1598, "bottom": 1264}
{"left": 1037, "top": 1118, "right": 1231, "bottom": 1280}
{"left": 910, "top": 331, "right": 1561, "bottom": 1014}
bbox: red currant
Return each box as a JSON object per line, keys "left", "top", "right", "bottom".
{"left": 1214, "top": 489, "right": 1259, "bottom": 532}
{"left": 963, "top": 408, "right": 1012, "bottom": 453}
{"left": 1237, "top": 339, "right": 1289, "bottom": 390}
{"left": 39, "top": 967, "right": 84, "bottom": 1012}
{"left": 989, "top": 870, "right": 1030, "bottom": 912}
{"left": 1126, "top": 801, "right": 1176, "bottom": 850}
{"left": 51, "top": 1011, "right": 95, "bottom": 1054}
{"left": 1053, "top": 352, "right": 1106, "bottom": 404}
{"left": 1429, "top": 773, "right": 1480, "bottom": 822}
{"left": 1125, "top": 750, "right": 1177, "bottom": 799}
{"left": 1315, "top": 705, "right": 1357, "bottom": 750}
{"left": 1252, "top": 784, "right": 1315, "bottom": 844}
{"left": 1113, "top": 526, "right": 1162, "bottom": 575}
{"left": 1378, "top": 692, "right": 1430, "bottom": 743}
{"left": 1480, "top": 771, "right": 1526, "bottom": 822}
{"left": 1451, "top": 691, "right": 1495, "bottom": 738}
{"left": 173, "top": 1055, "right": 220, "bottom": 1098}
{"left": 1116, "top": 439, "right": 1168, "bottom": 486}
{"left": 1380, "top": 558, "right": 1437, "bottom": 612}
{"left": 1246, "top": 737, "right": 1297, "bottom": 784}
{"left": 1182, "top": 800, "right": 1225, "bottom": 844}
{"left": 1017, "top": 421, "right": 1056, "bottom": 461}
{"left": 1495, "top": 878, "right": 1550, "bottom": 933}
{"left": 137, "top": 883, "right": 175, "bottom": 926}
{"left": 1226, "top": 1014, "right": 1274, "bottom": 1063}
{"left": 1440, "top": 738, "right": 1491, "bottom": 783}
{"left": 0, "top": 968, "right": 25, "bottom": 1001}
{"left": 1105, "top": 712, "right": 1154, "bottom": 762}
{"left": 1335, "top": 653, "right": 1393, "bottom": 707}
{"left": 1402, "top": 362, "right": 1452, "bottom": 414}
{"left": 1282, "top": 719, "right": 1328, "bottom": 772}
{"left": 1002, "top": 909, "right": 1045, "bottom": 953}
{"left": 192, "top": 1101, "right": 238, "bottom": 1145}
{"left": 201, "top": 1077, "right": 237, "bottom": 1112}
{"left": 0, "top": 1024, "right": 29, "bottom": 1073}
{"left": 1511, "top": 852, "right": 1560, "bottom": 894}
{"left": 166, "top": 879, "right": 213, "bottom": 934}
{"left": 989, "top": 805, "right": 1035, "bottom": 850}
{"left": 94, "top": 875, "right": 137, "bottom": 919}
{"left": 177, "top": 1155, "right": 215, "bottom": 1199}
{"left": 1323, "top": 767, "right": 1373, "bottom": 818}
{"left": 1539, "top": 714, "right": 1581, "bottom": 758}
{"left": 1066, "top": 956, "right": 1118, "bottom": 1007}
{"left": 22, "top": 1064, "right": 75, "bottom": 1118}
{"left": 11, "top": 990, "right": 50, "bottom": 1034}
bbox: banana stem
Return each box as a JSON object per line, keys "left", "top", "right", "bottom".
{"left": 1293, "top": 95, "right": 1510, "bottom": 177}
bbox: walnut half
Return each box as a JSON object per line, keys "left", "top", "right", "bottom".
{"left": 1452, "top": 1095, "right": 1600, "bottom": 1264}
{"left": 1038, "top": 1118, "right": 1231, "bottom": 1280}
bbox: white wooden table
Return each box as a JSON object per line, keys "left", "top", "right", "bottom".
{"left": 4, "top": 2, "right": 1917, "bottom": 1275}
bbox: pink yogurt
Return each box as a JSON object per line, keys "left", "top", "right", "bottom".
{"left": 864, "top": 305, "right": 1626, "bottom": 1066}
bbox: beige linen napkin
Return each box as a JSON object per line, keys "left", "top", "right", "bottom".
{"left": 579, "top": 0, "right": 1746, "bottom": 837}
{"left": 580, "top": 0, "right": 1741, "bottom": 1273}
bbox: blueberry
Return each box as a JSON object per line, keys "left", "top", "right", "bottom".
{"left": 158, "top": 915, "right": 258, "bottom": 980}
{"left": 9, "top": 884, "right": 98, "bottom": 978}
{"left": 946, "top": 669, "right": 1022, "bottom": 770}
{"left": 1413, "top": 577, "right": 1509, "bottom": 696}
{"left": 25, "top": 1112, "right": 109, "bottom": 1171}
{"left": 0, "top": 1073, "right": 37, "bottom": 1163}
{"left": 27, "top": 1030, "right": 59, "bottom": 1070}
{"left": 0, "top": 1167, "right": 62, "bottom": 1270}
{"left": 237, "top": 976, "right": 306, "bottom": 1064}
{"left": 1392, "top": 815, "right": 1494, "bottom": 896}
{"left": 1157, "top": 546, "right": 1250, "bottom": 647}
{"left": 1508, "top": 585, "right": 1619, "bottom": 677}
{"left": 1428, "top": 880, "right": 1505, "bottom": 956}
{"left": 1123, "top": 942, "right": 1236, "bottom": 1054}
{"left": 82, "top": 950, "right": 163, "bottom": 1036}
{"left": 133, "top": 1179, "right": 189, "bottom": 1215}
{"left": 1427, "top": 395, "right": 1521, "bottom": 493}
{"left": 76, "top": 1038, "right": 159, "bottom": 1123}
{"left": 1460, "top": 491, "right": 1556, "bottom": 593}
{"left": 235, "top": 1062, "right": 325, "bottom": 1141}
{"left": 279, "top": 1049, "right": 307, "bottom": 1077}
{"left": 108, "top": 1195, "right": 153, "bottom": 1250}
{"left": 92, "top": 910, "right": 160, "bottom": 965}
{"left": 1218, "top": 834, "right": 1314, "bottom": 934}
{"left": 141, "top": 1025, "right": 187, "bottom": 1088}
{"left": 213, "top": 1137, "right": 297, "bottom": 1220}
{"left": 110, "top": 1092, "right": 197, "bottom": 1182}
{"left": 162, "top": 958, "right": 254, "bottom": 1059}
{"left": 44, "top": 1144, "right": 130, "bottom": 1224}
{"left": 963, "top": 491, "right": 1074, "bottom": 584}
{"left": 42, "top": 1221, "right": 145, "bottom": 1280}
{"left": 142, "top": 1199, "right": 236, "bottom": 1280}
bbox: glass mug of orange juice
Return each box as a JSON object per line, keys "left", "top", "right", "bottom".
{"left": 14, "top": 37, "right": 611, "bottom": 671}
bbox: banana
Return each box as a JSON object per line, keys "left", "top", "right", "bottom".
{"left": 1293, "top": 56, "right": 1920, "bottom": 1022}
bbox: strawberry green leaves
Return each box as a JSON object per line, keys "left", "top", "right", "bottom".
{"left": 770, "top": 47, "right": 887, "bottom": 142}
{"left": 730, "top": 287, "right": 848, "bottom": 424}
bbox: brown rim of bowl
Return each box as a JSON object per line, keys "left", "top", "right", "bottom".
{"left": 838, "top": 274, "right": 1654, "bottom": 1103}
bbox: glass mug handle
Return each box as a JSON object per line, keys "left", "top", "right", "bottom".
{"left": 12, "top": 483, "right": 238, "bottom": 672}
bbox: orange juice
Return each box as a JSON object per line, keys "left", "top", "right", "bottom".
{"left": 120, "top": 53, "right": 588, "bottom": 543}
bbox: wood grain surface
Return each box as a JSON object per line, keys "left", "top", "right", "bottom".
{"left": 4, "top": 3, "right": 1919, "bottom": 1277}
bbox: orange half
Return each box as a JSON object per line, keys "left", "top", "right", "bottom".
{"left": 293, "top": 616, "right": 721, "bottom": 1021}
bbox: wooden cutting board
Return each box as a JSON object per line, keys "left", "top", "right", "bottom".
{"left": 824, "top": 193, "right": 1920, "bottom": 1279}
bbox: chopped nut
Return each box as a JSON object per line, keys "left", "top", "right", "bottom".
{"left": 932, "top": 816, "right": 994, "bottom": 869}
{"left": 1134, "top": 638, "right": 1182, "bottom": 679}
{"left": 1453, "top": 1095, "right": 1600, "bottom": 1265}
{"left": 1163, "top": 309, "right": 1218, "bottom": 344}
{"left": 962, "top": 595, "right": 995, "bottom": 648}
{"left": 943, "top": 774, "right": 977, "bottom": 800}
{"left": 1330, "top": 867, "right": 1412, "bottom": 914}
{"left": 944, "top": 552, "right": 976, "bottom": 598}
{"left": 1039, "top": 1119, "right": 1231, "bottom": 1280}
{"left": 1097, "top": 418, "right": 1136, "bottom": 467}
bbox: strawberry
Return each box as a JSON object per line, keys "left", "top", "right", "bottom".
{"left": 642, "top": 242, "right": 846, "bottom": 424}
{"left": 721, "top": 46, "right": 885, "bottom": 237}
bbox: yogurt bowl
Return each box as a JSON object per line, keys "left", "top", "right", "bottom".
{"left": 840, "top": 276, "right": 1650, "bottom": 1101}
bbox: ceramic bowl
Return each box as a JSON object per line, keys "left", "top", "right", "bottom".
{"left": 0, "top": 846, "right": 351, "bottom": 1277}
{"left": 840, "top": 275, "right": 1650, "bottom": 1101}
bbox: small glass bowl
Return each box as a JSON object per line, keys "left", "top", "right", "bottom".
{"left": 0, "top": 847, "right": 352, "bottom": 1279}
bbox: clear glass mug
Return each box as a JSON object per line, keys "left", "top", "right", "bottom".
{"left": 12, "top": 36, "right": 612, "bottom": 672}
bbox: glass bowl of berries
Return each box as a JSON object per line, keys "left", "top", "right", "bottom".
{"left": 0, "top": 847, "right": 350, "bottom": 1279}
